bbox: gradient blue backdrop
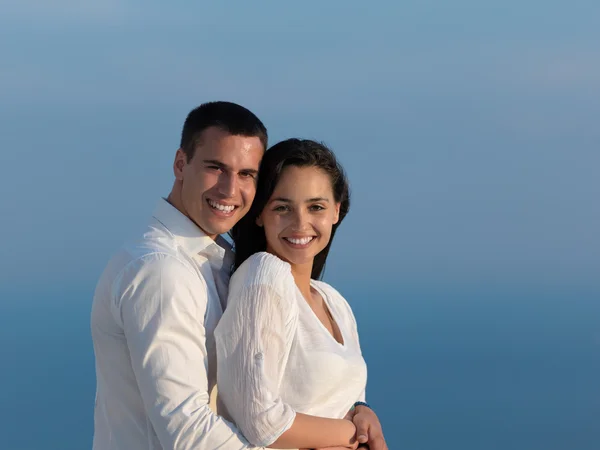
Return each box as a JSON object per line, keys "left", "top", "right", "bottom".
{"left": 1, "top": 1, "right": 599, "bottom": 449}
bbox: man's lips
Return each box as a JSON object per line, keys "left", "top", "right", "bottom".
{"left": 207, "top": 199, "right": 238, "bottom": 214}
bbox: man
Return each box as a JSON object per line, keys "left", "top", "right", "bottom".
{"left": 91, "top": 101, "right": 386, "bottom": 449}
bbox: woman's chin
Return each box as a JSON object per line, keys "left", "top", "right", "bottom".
{"left": 286, "top": 253, "right": 320, "bottom": 269}
{"left": 269, "top": 250, "right": 314, "bottom": 268}
{"left": 267, "top": 241, "right": 327, "bottom": 271}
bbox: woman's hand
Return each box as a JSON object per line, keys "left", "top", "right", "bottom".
{"left": 340, "top": 419, "right": 360, "bottom": 449}
{"left": 313, "top": 419, "right": 359, "bottom": 450}
{"left": 312, "top": 447, "right": 361, "bottom": 450}
{"left": 312, "top": 444, "right": 360, "bottom": 450}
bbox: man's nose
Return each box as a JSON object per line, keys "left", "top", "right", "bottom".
{"left": 217, "top": 173, "right": 237, "bottom": 197}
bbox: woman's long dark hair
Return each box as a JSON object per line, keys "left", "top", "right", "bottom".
{"left": 231, "top": 138, "right": 350, "bottom": 280}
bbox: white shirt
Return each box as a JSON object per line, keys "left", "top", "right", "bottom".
{"left": 215, "top": 252, "right": 367, "bottom": 448}
{"left": 91, "top": 198, "right": 255, "bottom": 450}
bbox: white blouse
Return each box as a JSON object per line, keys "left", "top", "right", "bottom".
{"left": 214, "top": 252, "right": 367, "bottom": 448}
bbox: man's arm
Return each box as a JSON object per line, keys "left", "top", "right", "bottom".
{"left": 114, "top": 254, "right": 256, "bottom": 450}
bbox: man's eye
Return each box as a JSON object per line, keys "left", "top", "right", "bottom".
{"left": 207, "top": 165, "right": 222, "bottom": 172}
{"left": 240, "top": 172, "right": 256, "bottom": 179}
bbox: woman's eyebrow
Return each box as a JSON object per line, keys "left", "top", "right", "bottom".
{"left": 269, "top": 197, "right": 291, "bottom": 203}
{"left": 269, "top": 197, "right": 330, "bottom": 203}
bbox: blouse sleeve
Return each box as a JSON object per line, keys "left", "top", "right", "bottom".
{"left": 215, "top": 253, "right": 298, "bottom": 447}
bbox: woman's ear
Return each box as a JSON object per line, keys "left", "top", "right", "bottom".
{"left": 256, "top": 214, "right": 264, "bottom": 227}
{"left": 333, "top": 202, "right": 341, "bottom": 224}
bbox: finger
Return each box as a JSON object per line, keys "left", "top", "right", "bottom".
{"left": 315, "top": 447, "right": 355, "bottom": 450}
{"left": 343, "top": 409, "right": 354, "bottom": 421}
{"left": 368, "top": 435, "right": 387, "bottom": 450}
{"left": 353, "top": 415, "right": 370, "bottom": 443}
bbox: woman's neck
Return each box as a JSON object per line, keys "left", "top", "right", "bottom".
{"left": 290, "top": 262, "right": 314, "bottom": 302}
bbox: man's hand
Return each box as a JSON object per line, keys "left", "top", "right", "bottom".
{"left": 313, "top": 406, "right": 387, "bottom": 450}
{"left": 349, "top": 405, "right": 388, "bottom": 450}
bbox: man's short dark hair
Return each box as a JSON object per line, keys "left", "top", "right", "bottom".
{"left": 180, "top": 101, "right": 268, "bottom": 160}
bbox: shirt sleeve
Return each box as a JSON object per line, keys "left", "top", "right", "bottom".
{"left": 215, "top": 253, "right": 298, "bottom": 447}
{"left": 113, "top": 253, "right": 258, "bottom": 450}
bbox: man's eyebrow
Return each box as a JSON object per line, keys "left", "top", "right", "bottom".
{"left": 203, "top": 160, "right": 258, "bottom": 174}
{"left": 203, "top": 159, "right": 228, "bottom": 169}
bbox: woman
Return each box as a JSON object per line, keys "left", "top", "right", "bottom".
{"left": 215, "top": 139, "right": 371, "bottom": 449}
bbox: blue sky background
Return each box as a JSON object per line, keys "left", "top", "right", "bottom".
{"left": 1, "top": 1, "right": 598, "bottom": 295}
{"left": 1, "top": 2, "right": 599, "bottom": 448}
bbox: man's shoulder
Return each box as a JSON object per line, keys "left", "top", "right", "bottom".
{"left": 120, "top": 246, "right": 197, "bottom": 280}
{"left": 117, "top": 219, "right": 191, "bottom": 264}
{"left": 103, "top": 224, "right": 201, "bottom": 287}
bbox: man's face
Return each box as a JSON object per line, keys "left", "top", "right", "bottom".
{"left": 174, "top": 126, "right": 264, "bottom": 238}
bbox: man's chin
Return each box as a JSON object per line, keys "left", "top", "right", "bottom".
{"left": 203, "top": 217, "right": 238, "bottom": 237}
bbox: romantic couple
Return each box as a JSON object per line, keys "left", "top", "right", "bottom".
{"left": 91, "top": 101, "right": 388, "bottom": 450}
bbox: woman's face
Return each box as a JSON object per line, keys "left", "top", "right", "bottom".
{"left": 258, "top": 165, "right": 340, "bottom": 270}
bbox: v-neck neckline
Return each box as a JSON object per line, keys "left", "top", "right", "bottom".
{"left": 296, "top": 281, "right": 346, "bottom": 348}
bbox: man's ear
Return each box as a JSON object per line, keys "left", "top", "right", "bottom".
{"left": 173, "top": 148, "right": 187, "bottom": 181}
{"left": 333, "top": 202, "right": 341, "bottom": 224}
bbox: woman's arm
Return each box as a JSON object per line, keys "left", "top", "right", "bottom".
{"left": 215, "top": 253, "right": 359, "bottom": 449}
{"left": 270, "top": 413, "right": 357, "bottom": 449}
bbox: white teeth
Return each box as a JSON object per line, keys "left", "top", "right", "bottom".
{"left": 286, "top": 237, "right": 314, "bottom": 245}
{"left": 208, "top": 199, "right": 235, "bottom": 213}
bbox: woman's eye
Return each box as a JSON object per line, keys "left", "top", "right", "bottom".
{"left": 309, "top": 204, "right": 325, "bottom": 211}
{"left": 273, "top": 205, "right": 289, "bottom": 212}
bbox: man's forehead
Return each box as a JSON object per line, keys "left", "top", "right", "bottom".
{"left": 196, "top": 134, "right": 263, "bottom": 167}
{"left": 196, "top": 126, "right": 259, "bottom": 145}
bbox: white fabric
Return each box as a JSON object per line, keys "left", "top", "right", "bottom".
{"left": 91, "top": 198, "right": 256, "bottom": 450}
{"left": 215, "top": 252, "right": 367, "bottom": 447}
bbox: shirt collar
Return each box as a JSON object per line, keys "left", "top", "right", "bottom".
{"left": 152, "top": 198, "right": 233, "bottom": 260}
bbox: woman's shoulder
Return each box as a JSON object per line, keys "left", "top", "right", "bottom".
{"left": 231, "top": 252, "right": 293, "bottom": 290}
{"left": 313, "top": 280, "right": 360, "bottom": 332}
{"left": 312, "top": 280, "right": 352, "bottom": 310}
{"left": 312, "top": 279, "right": 341, "bottom": 296}
{"left": 228, "top": 253, "right": 299, "bottom": 320}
